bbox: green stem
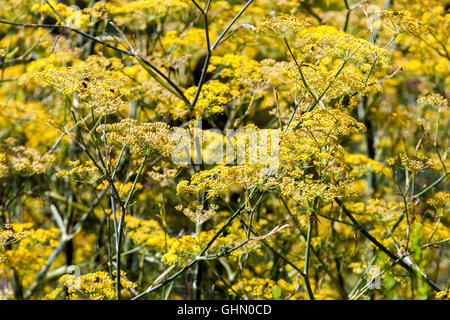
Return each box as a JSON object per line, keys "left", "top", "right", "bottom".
{"left": 132, "top": 188, "right": 261, "bottom": 300}
{"left": 335, "top": 198, "right": 443, "bottom": 293}
{"left": 303, "top": 214, "right": 315, "bottom": 300}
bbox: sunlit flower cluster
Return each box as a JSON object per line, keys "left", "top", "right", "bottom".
{"left": 0, "top": 0, "right": 448, "bottom": 302}
{"left": 56, "top": 271, "right": 136, "bottom": 300}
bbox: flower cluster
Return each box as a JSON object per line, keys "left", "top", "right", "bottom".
{"left": 0, "top": 139, "right": 55, "bottom": 178}
{"left": 125, "top": 215, "right": 173, "bottom": 251}
{"left": 378, "top": 10, "right": 429, "bottom": 35}
{"left": 56, "top": 271, "right": 136, "bottom": 300}
{"left": 99, "top": 119, "right": 186, "bottom": 158}
{"left": 387, "top": 153, "right": 433, "bottom": 172}
{"left": 177, "top": 164, "right": 268, "bottom": 199}
{"left": 297, "top": 26, "right": 391, "bottom": 65}
{"left": 176, "top": 80, "right": 239, "bottom": 119}
{"left": 38, "top": 57, "right": 131, "bottom": 115}
{"left": 418, "top": 94, "right": 448, "bottom": 113}
{"left": 255, "top": 15, "right": 312, "bottom": 37}
{"left": 0, "top": 224, "right": 60, "bottom": 287}
{"left": 175, "top": 202, "right": 219, "bottom": 225}
{"left": 230, "top": 277, "right": 300, "bottom": 300}
{"left": 0, "top": 0, "right": 448, "bottom": 301}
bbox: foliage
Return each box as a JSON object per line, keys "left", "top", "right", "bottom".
{"left": 0, "top": 0, "right": 448, "bottom": 300}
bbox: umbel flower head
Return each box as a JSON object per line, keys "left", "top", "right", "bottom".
{"left": 417, "top": 94, "right": 448, "bottom": 113}
{"left": 0, "top": 223, "right": 60, "bottom": 287}
{"left": 175, "top": 80, "right": 238, "bottom": 119}
{"left": 124, "top": 215, "right": 175, "bottom": 251}
{"left": 387, "top": 153, "right": 433, "bottom": 172}
{"left": 177, "top": 164, "right": 269, "bottom": 200}
{"left": 57, "top": 271, "right": 136, "bottom": 300}
{"left": 175, "top": 202, "right": 219, "bottom": 225}
{"left": 99, "top": 119, "right": 187, "bottom": 158}
{"left": 37, "top": 56, "right": 131, "bottom": 115}
{"left": 378, "top": 10, "right": 429, "bottom": 35}
{"left": 255, "top": 14, "right": 313, "bottom": 37}
{"left": 0, "top": 138, "right": 55, "bottom": 178}
{"left": 296, "top": 26, "right": 391, "bottom": 65}
{"left": 293, "top": 109, "right": 367, "bottom": 146}
{"left": 0, "top": 225, "right": 27, "bottom": 262}
{"left": 56, "top": 159, "right": 100, "bottom": 184}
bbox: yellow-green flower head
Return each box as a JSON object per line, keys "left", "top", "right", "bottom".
{"left": 255, "top": 14, "right": 313, "bottom": 37}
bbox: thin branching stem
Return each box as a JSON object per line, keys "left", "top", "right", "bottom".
{"left": 335, "top": 198, "right": 443, "bottom": 292}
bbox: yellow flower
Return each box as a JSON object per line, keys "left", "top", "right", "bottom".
{"left": 255, "top": 15, "right": 313, "bottom": 37}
